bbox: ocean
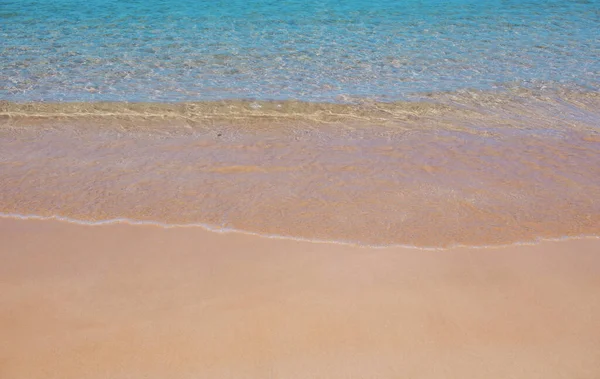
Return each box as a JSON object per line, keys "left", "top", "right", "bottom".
{"left": 1, "top": 0, "right": 599, "bottom": 247}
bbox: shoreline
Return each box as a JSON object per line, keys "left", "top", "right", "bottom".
{"left": 2, "top": 217, "right": 600, "bottom": 378}
{"left": 1, "top": 212, "right": 598, "bottom": 250}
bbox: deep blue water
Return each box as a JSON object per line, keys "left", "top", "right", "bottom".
{"left": 1, "top": 0, "right": 599, "bottom": 102}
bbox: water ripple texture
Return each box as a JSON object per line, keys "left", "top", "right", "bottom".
{"left": 2, "top": 0, "right": 599, "bottom": 102}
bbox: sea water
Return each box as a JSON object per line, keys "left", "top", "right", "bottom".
{"left": 1, "top": 0, "right": 599, "bottom": 247}
{"left": 2, "top": 0, "right": 599, "bottom": 102}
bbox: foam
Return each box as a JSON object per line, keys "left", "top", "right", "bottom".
{"left": 1, "top": 213, "right": 597, "bottom": 251}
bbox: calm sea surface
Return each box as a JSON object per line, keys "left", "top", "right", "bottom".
{"left": 2, "top": 0, "right": 599, "bottom": 102}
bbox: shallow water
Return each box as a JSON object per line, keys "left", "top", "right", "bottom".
{"left": 2, "top": 88, "right": 599, "bottom": 247}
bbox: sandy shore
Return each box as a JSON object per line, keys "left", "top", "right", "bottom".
{"left": 1, "top": 217, "right": 599, "bottom": 378}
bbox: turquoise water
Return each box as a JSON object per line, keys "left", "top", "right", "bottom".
{"left": 1, "top": 0, "right": 599, "bottom": 102}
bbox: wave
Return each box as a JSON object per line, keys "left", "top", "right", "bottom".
{"left": 2, "top": 87, "right": 599, "bottom": 132}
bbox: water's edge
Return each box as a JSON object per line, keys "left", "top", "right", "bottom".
{"left": 2, "top": 212, "right": 598, "bottom": 251}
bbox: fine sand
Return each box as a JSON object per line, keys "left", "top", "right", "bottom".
{"left": 1, "top": 217, "right": 599, "bottom": 378}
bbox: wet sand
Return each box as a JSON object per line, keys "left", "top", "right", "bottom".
{"left": 1, "top": 217, "right": 599, "bottom": 378}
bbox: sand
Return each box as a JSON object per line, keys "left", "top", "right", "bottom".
{"left": 1, "top": 217, "right": 599, "bottom": 378}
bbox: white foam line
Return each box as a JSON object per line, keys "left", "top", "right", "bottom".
{"left": 0, "top": 212, "right": 598, "bottom": 251}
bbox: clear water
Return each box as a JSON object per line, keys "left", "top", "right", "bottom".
{"left": 2, "top": 0, "right": 599, "bottom": 102}
{"left": 2, "top": 0, "right": 600, "bottom": 247}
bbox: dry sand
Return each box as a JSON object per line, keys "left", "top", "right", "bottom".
{"left": 1, "top": 217, "right": 599, "bottom": 378}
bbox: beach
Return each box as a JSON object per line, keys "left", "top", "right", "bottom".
{"left": 1, "top": 217, "right": 600, "bottom": 378}
{"left": 2, "top": 0, "right": 600, "bottom": 377}
{"left": 2, "top": 84, "right": 599, "bottom": 379}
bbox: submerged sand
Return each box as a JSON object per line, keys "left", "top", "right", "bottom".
{"left": 2, "top": 99, "right": 600, "bottom": 247}
{"left": 1, "top": 218, "right": 599, "bottom": 378}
